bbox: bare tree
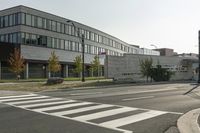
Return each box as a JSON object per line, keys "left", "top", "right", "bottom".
{"left": 48, "top": 51, "right": 61, "bottom": 77}
{"left": 8, "top": 48, "right": 25, "bottom": 80}
{"left": 90, "top": 55, "right": 100, "bottom": 77}
{"left": 73, "top": 55, "right": 82, "bottom": 78}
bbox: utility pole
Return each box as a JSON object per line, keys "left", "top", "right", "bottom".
{"left": 198, "top": 31, "right": 200, "bottom": 83}
{"left": 81, "top": 34, "right": 85, "bottom": 82}
{"left": 67, "top": 20, "right": 85, "bottom": 82}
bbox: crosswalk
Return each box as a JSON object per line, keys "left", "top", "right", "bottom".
{"left": 0, "top": 93, "right": 169, "bottom": 133}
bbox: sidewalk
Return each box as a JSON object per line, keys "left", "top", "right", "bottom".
{"left": 177, "top": 108, "right": 200, "bottom": 133}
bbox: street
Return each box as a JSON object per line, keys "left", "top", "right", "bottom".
{"left": 0, "top": 83, "right": 200, "bottom": 133}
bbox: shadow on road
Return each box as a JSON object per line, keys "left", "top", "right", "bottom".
{"left": 184, "top": 84, "right": 200, "bottom": 95}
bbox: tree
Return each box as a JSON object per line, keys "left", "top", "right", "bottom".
{"left": 139, "top": 58, "right": 153, "bottom": 82}
{"left": 8, "top": 48, "right": 25, "bottom": 80}
{"left": 48, "top": 51, "right": 61, "bottom": 77}
{"left": 73, "top": 55, "right": 82, "bottom": 77}
{"left": 151, "top": 65, "right": 174, "bottom": 81}
{"left": 90, "top": 55, "right": 100, "bottom": 77}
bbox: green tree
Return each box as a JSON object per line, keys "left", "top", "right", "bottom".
{"left": 90, "top": 55, "right": 100, "bottom": 77}
{"left": 151, "top": 65, "right": 174, "bottom": 81}
{"left": 73, "top": 55, "right": 82, "bottom": 77}
{"left": 8, "top": 48, "right": 25, "bottom": 80}
{"left": 139, "top": 58, "right": 153, "bottom": 82}
{"left": 48, "top": 51, "right": 61, "bottom": 77}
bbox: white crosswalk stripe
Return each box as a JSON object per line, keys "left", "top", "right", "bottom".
{"left": 0, "top": 95, "right": 49, "bottom": 102}
{"left": 33, "top": 101, "right": 92, "bottom": 112}
{"left": 51, "top": 104, "right": 114, "bottom": 116}
{"left": 99, "top": 110, "right": 167, "bottom": 128}
{"left": 0, "top": 94, "right": 36, "bottom": 99}
{"left": 73, "top": 107, "right": 137, "bottom": 121}
{"left": 6, "top": 97, "right": 62, "bottom": 105}
{"left": 19, "top": 100, "right": 75, "bottom": 108}
{"left": 0, "top": 94, "right": 170, "bottom": 133}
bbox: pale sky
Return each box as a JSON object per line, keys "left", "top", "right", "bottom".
{"left": 1, "top": 0, "right": 200, "bottom": 54}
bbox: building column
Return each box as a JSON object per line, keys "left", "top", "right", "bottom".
{"left": 64, "top": 65, "right": 69, "bottom": 78}
{"left": 0, "top": 61, "right": 1, "bottom": 80}
{"left": 25, "top": 62, "right": 29, "bottom": 79}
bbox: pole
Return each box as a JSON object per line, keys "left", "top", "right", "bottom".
{"left": 198, "top": 30, "right": 200, "bottom": 83}
{"left": 82, "top": 34, "right": 85, "bottom": 82}
{"left": 67, "top": 20, "right": 85, "bottom": 82}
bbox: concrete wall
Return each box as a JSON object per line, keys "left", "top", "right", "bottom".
{"left": 105, "top": 54, "right": 196, "bottom": 82}
{"left": 21, "top": 45, "right": 97, "bottom": 64}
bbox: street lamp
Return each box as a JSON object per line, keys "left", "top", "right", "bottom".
{"left": 67, "top": 20, "right": 85, "bottom": 82}
{"left": 198, "top": 31, "right": 200, "bottom": 83}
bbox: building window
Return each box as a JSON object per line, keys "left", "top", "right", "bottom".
{"left": 25, "top": 14, "right": 32, "bottom": 26}
{"left": 12, "top": 33, "right": 17, "bottom": 43}
{"left": 46, "top": 19, "right": 51, "bottom": 30}
{"left": 65, "top": 24, "right": 68, "bottom": 34}
{"left": 31, "top": 34, "right": 37, "bottom": 45}
{"left": 47, "top": 37, "right": 52, "bottom": 47}
{"left": 57, "top": 22, "right": 61, "bottom": 32}
{"left": 61, "top": 23, "right": 65, "bottom": 33}
{"left": 64, "top": 40, "right": 68, "bottom": 50}
{"left": 21, "top": 13, "right": 25, "bottom": 24}
{"left": 43, "top": 18, "right": 46, "bottom": 29}
{"left": 25, "top": 33, "right": 31, "bottom": 44}
{"left": 0, "top": 16, "right": 3, "bottom": 28}
{"left": 54, "top": 38, "right": 58, "bottom": 48}
{"left": 9, "top": 14, "right": 13, "bottom": 26}
{"left": 68, "top": 25, "right": 72, "bottom": 35}
{"left": 4, "top": 16, "right": 8, "bottom": 27}
{"left": 51, "top": 21, "right": 56, "bottom": 31}
{"left": 31, "top": 15, "right": 35, "bottom": 27}
{"left": 37, "top": 17, "right": 43, "bottom": 28}
{"left": 79, "top": 43, "right": 82, "bottom": 52}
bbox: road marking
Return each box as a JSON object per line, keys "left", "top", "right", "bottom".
{"left": 0, "top": 95, "right": 49, "bottom": 102}
{"left": 70, "top": 92, "right": 103, "bottom": 96}
{"left": 122, "top": 96, "right": 155, "bottom": 101}
{"left": 19, "top": 100, "right": 75, "bottom": 108}
{"left": 0, "top": 93, "right": 181, "bottom": 133}
{"left": 0, "top": 94, "right": 36, "bottom": 99}
{"left": 6, "top": 97, "right": 62, "bottom": 105}
{"left": 52, "top": 104, "right": 114, "bottom": 116}
{"left": 73, "top": 107, "right": 137, "bottom": 121}
{"left": 100, "top": 110, "right": 167, "bottom": 128}
{"left": 127, "top": 87, "right": 180, "bottom": 95}
{"left": 33, "top": 102, "right": 92, "bottom": 112}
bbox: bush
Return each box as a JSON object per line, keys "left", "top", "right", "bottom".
{"left": 46, "top": 77, "right": 64, "bottom": 85}
{"left": 151, "top": 65, "right": 174, "bottom": 82}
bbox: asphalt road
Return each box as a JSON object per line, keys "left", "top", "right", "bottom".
{"left": 0, "top": 83, "right": 200, "bottom": 133}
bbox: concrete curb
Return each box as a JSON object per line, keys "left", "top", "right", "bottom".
{"left": 177, "top": 108, "right": 200, "bottom": 133}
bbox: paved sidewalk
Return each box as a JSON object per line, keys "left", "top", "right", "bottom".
{"left": 177, "top": 108, "right": 200, "bottom": 133}
{"left": 0, "top": 90, "right": 29, "bottom": 97}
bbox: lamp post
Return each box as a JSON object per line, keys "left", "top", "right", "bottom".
{"left": 67, "top": 20, "right": 85, "bottom": 82}
{"left": 198, "top": 31, "right": 200, "bottom": 83}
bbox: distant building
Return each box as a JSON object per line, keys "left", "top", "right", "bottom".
{"left": 176, "top": 53, "right": 198, "bottom": 58}
{"left": 154, "top": 48, "right": 175, "bottom": 56}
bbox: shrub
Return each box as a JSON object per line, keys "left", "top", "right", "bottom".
{"left": 46, "top": 77, "right": 64, "bottom": 85}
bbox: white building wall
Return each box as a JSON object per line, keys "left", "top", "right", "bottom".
{"left": 105, "top": 54, "right": 194, "bottom": 82}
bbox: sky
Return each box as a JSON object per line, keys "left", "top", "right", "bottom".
{"left": 1, "top": 0, "right": 200, "bottom": 54}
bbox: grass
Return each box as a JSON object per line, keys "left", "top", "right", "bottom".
{"left": 0, "top": 78, "right": 114, "bottom": 92}
{"left": 0, "top": 77, "right": 105, "bottom": 83}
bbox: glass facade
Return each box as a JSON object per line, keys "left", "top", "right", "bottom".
{"left": 0, "top": 12, "right": 139, "bottom": 56}
{"left": 0, "top": 32, "right": 120, "bottom": 56}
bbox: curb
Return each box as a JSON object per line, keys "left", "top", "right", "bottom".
{"left": 177, "top": 108, "right": 200, "bottom": 133}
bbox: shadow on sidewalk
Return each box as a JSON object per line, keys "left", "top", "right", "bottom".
{"left": 184, "top": 84, "right": 200, "bottom": 95}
